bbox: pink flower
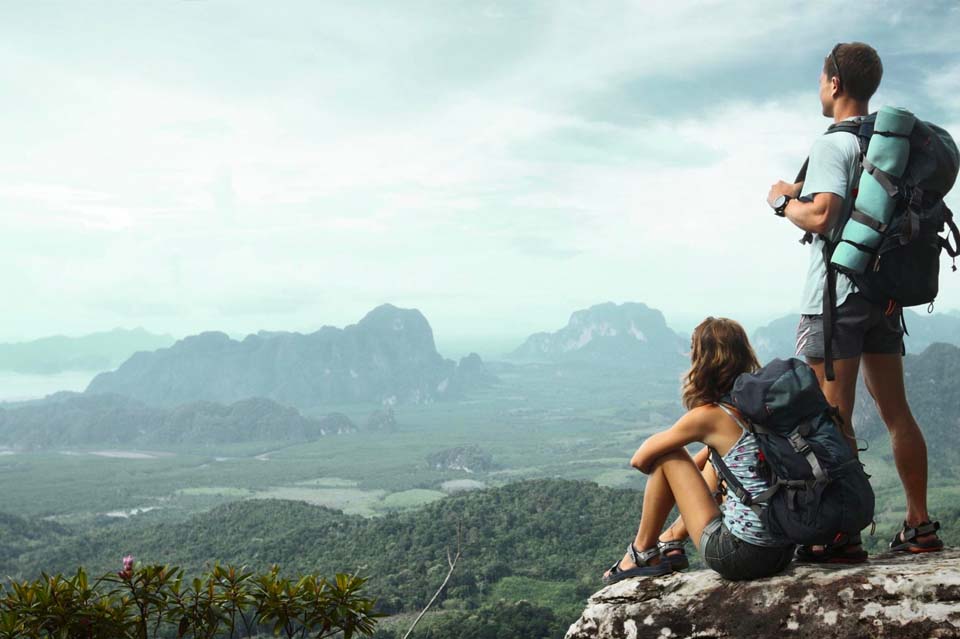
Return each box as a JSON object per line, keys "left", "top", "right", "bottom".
{"left": 118, "top": 555, "right": 135, "bottom": 579}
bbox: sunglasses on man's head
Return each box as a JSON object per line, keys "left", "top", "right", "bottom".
{"left": 830, "top": 43, "right": 844, "bottom": 90}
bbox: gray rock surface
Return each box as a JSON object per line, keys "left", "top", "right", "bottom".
{"left": 566, "top": 549, "right": 960, "bottom": 639}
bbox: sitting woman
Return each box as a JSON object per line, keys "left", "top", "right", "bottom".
{"left": 603, "top": 317, "right": 795, "bottom": 584}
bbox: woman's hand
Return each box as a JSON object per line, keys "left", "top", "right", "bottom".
{"left": 631, "top": 407, "right": 713, "bottom": 474}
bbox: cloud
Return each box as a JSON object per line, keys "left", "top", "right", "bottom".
{"left": 3, "top": 2, "right": 960, "bottom": 340}
{"left": 511, "top": 235, "right": 583, "bottom": 260}
{"left": 925, "top": 63, "right": 960, "bottom": 111}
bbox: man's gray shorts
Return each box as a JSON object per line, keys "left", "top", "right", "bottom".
{"left": 796, "top": 292, "right": 904, "bottom": 360}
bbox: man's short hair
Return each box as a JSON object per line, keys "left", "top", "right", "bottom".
{"left": 823, "top": 42, "right": 883, "bottom": 102}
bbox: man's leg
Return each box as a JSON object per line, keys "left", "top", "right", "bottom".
{"left": 861, "top": 352, "right": 937, "bottom": 544}
{"left": 805, "top": 355, "right": 862, "bottom": 456}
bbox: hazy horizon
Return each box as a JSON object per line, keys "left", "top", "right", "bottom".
{"left": 4, "top": 1, "right": 960, "bottom": 344}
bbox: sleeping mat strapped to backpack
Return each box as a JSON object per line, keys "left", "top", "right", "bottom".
{"left": 805, "top": 108, "right": 960, "bottom": 380}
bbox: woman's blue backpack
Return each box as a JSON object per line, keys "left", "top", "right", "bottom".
{"left": 709, "top": 358, "right": 875, "bottom": 545}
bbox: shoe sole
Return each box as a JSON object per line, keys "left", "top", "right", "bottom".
{"left": 890, "top": 544, "right": 944, "bottom": 554}
{"left": 667, "top": 558, "right": 689, "bottom": 571}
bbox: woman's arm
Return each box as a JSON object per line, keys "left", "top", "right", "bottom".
{"left": 630, "top": 407, "right": 714, "bottom": 474}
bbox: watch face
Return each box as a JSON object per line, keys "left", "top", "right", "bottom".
{"left": 774, "top": 195, "right": 788, "bottom": 209}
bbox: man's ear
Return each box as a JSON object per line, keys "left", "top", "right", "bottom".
{"left": 831, "top": 76, "right": 842, "bottom": 99}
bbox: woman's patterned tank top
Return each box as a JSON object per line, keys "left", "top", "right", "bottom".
{"left": 716, "top": 404, "right": 789, "bottom": 547}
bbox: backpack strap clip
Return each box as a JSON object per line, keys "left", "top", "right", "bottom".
{"left": 861, "top": 157, "right": 900, "bottom": 198}
{"left": 900, "top": 187, "right": 924, "bottom": 245}
{"left": 849, "top": 208, "right": 887, "bottom": 234}
{"left": 944, "top": 207, "right": 960, "bottom": 271}
{"left": 788, "top": 426, "right": 829, "bottom": 484}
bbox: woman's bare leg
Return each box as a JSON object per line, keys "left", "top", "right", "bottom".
{"left": 604, "top": 449, "right": 721, "bottom": 578}
{"left": 660, "top": 460, "right": 720, "bottom": 545}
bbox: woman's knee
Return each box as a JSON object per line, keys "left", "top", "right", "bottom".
{"left": 653, "top": 448, "right": 693, "bottom": 466}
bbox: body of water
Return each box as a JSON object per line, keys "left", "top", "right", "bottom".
{"left": 0, "top": 370, "right": 98, "bottom": 402}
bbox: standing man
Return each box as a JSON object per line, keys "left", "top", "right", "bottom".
{"left": 766, "top": 42, "right": 943, "bottom": 561}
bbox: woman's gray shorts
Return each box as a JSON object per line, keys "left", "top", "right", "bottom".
{"left": 700, "top": 516, "right": 795, "bottom": 581}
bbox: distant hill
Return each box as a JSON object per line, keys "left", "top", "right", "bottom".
{"left": 86, "top": 305, "right": 496, "bottom": 409}
{"left": 507, "top": 302, "right": 687, "bottom": 371}
{"left": 899, "top": 309, "right": 960, "bottom": 353}
{"left": 750, "top": 315, "right": 799, "bottom": 362}
{"left": 751, "top": 309, "right": 960, "bottom": 361}
{"left": 0, "top": 392, "right": 355, "bottom": 449}
{"left": 0, "top": 328, "right": 174, "bottom": 374}
{"left": 855, "top": 342, "right": 960, "bottom": 462}
{"left": 426, "top": 444, "right": 494, "bottom": 473}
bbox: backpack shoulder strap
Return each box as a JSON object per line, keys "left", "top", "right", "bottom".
{"left": 796, "top": 117, "right": 871, "bottom": 246}
{"left": 708, "top": 446, "right": 763, "bottom": 516}
{"left": 715, "top": 401, "right": 773, "bottom": 435}
{"left": 708, "top": 403, "right": 774, "bottom": 516}
{"left": 715, "top": 402, "right": 748, "bottom": 433}
{"left": 819, "top": 118, "right": 873, "bottom": 382}
{"left": 826, "top": 121, "right": 860, "bottom": 136}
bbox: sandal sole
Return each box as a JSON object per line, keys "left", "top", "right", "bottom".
{"left": 890, "top": 544, "right": 944, "bottom": 554}
{"left": 666, "top": 558, "right": 689, "bottom": 571}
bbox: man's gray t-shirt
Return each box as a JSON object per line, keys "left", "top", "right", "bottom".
{"left": 799, "top": 118, "right": 862, "bottom": 315}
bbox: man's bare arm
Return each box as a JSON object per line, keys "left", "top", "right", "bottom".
{"left": 784, "top": 192, "right": 844, "bottom": 235}
{"left": 767, "top": 180, "right": 843, "bottom": 236}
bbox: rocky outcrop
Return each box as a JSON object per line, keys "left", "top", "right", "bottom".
{"left": 508, "top": 302, "right": 687, "bottom": 371}
{"left": 85, "top": 304, "right": 492, "bottom": 409}
{"left": 426, "top": 444, "right": 494, "bottom": 473}
{"left": 566, "top": 550, "right": 960, "bottom": 639}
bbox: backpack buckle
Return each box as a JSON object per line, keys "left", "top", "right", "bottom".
{"left": 788, "top": 432, "right": 811, "bottom": 456}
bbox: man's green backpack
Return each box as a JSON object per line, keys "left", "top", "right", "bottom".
{"left": 798, "top": 108, "right": 960, "bottom": 379}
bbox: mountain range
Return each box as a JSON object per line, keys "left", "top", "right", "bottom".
{"left": 854, "top": 342, "right": 960, "bottom": 465}
{"left": 0, "top": 393, "right": 355, "bottom": 449}
{"left": 0, "top": 328, "right": 174, "bottom": 374}
{"left": 751, "top": 309, "right": 960, "bottom": 361}
{"left": 86, "top": 305, "right": 496, "bottom": 410}
{"left": 507, "top": 302, "right": 687, "bottom": 371}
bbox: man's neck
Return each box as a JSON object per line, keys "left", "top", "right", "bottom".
{"left": 833, "top": 98, "right": 870, "bottom": 123}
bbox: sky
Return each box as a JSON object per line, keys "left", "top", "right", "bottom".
{"left": 2, "top": 0, "right": 960, "bottom": 351}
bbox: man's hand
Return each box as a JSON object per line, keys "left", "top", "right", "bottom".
{"left": 766, "top": 180, "right": 802, "bottom": 208}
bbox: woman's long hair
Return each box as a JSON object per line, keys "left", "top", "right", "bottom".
{"left": 681, "top": 317, "right": 760, "bottom": 410}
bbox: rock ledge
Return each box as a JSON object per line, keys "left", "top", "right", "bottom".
{"left": 565, "top": 549, "right": 960, "bottom": 639}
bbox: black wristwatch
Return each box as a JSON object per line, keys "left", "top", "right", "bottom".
{"left": 773, "top": 194, "right": 792, "bottom": 217}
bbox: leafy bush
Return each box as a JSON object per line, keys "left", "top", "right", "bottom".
{"left": 0, "top": 558, "right": 380, "bottom": 639}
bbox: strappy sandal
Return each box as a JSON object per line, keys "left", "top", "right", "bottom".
{"left": 890, "top": 520, "right": 943, "bottom": 554}
{"left": 658, "top": 539, "right": 689, "bottom": 571}
{"left": 796, "top": 532, "right": 868, "bottom": 564}
{"left": 602, "top": 543, "right": 671, "bottom": 585}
